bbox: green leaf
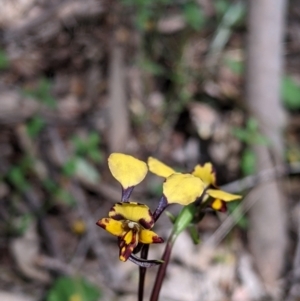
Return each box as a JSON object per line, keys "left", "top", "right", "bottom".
{"left": 0, "top": 49, "right": 9, "bottom": 69}
{"left": 55, "top": 188, "right": 75, "bottom": 207}
{"left": 87, "top": 149, "right": 103, "bottom": 163}
{"left": 241, "top": 148, "right": 256, "bottom": 175}
{"left": 165, "top": 211, "right": 176, "bottom": 223}
{"left": 231, "top": 127, "right": 250, "bottom": 143}
{"left": 246, "top": 118, "right": 258, "bottom": 132}
{"left": 7, "top": 166, "right": 29, "bottom": 192}
{"left": 251, "top": 134, "right": 270, "bottom": 146}
{"left": 281, "top": 76, "right": 300, "bottom": 110}
{"left": 224, "top": 58, "right": 244, "bottom": 75}
{"left": 72, "top": 137, "right": 87, "bottom": 155}
{"left": 26, "top": 116, "right": 46, "bottom": 138}
{"left": 14, "top": 214, "right": 33, "bottom": 236}
{"left": 23, "top": 78, "right": 56, "bottom": 108}
{"left": 63, "top": 158, "right": 77, "bottom": 177}
{"left": 74, "top": 157, "right": 100, "bottom": 185}
{"left": 139, "top": 59, "right": 165, "bottom": 76}
{"left": 188, "top": 224, "right": 200, "bottom": 244}
{"left": 227, "top": 201, "right": 248, "bottom": 229}
{"left": 183, "top": 2, "right": 206, "bottom": 30}
{"left": 214, "top": 0, "right": 230, "bottom": 18}
{"left": 42, "top": 178, "right": 58, "bottom": 192}
{"left": 172, "top": 203, "right": 196, "bottom": 239}
{"left": 87, "top": 132, "right": 101, "bottom": 146}
{"left": 46, "top": 276, "right": 101, "bottom": 301}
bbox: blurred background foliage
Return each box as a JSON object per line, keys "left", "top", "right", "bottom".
{"left": 0, "top": 0, "right": 300, "bottom": 300}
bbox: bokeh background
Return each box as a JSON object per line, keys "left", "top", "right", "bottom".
{"left": 0, "top": 0, "right": 299, "bottom": 300}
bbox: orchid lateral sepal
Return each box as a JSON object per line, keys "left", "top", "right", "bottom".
{"left": 129, "top": 253, "right": 164, "bottom": 268}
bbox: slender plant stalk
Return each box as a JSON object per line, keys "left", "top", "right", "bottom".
{"left": 149, "top": 235, "right": 175, "bottom": 301}
{"left": 137, "top": 196, "right": 170, "bottom": 301}
{"left": 138, "top": 245, "right": 149, "bottom": 301}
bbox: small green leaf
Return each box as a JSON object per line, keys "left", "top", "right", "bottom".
{"left": 74, "top": 157, "right": 100, "bottom": 185}
{"left": 165, "top": 211, "right": 176, "bottom": 223}
{"left": 246, "top": 118, "right": 258, "bottom": 132}
{"left": 282, "top": 76, "right": 300, "bottom": 110}
{"left": 23, "top": 78, "right": 56, "bottom": 108}
{"left": 46, "top": 276, "right": 101, "bottom": 301}
{"left": 55, "top": 188, "right": 75, "bottom": 207}
{"left": 251, "top": 134, "right": 270, "bottom": 146}
{"left": 14, "top": 214, "right": 33, "bottom": 236}
{"left": 42, "top": 178, "right": 58, "bottom": 192}
{"left": 231, "top": 127, "right": 250, "bottom": 143}
{"left": 188, "top": 224, "right": 200, "bottom": 244}
{"left": 224, "top": 58, "right": 244, "bottom": 75}
{"left": 87, "top": 132, "right": 101, "bottom": 146}
{"left": 214, "top": 0, "right": 230, "bottom": 18}
{"left": 139, "top": 59, "right": 165, "bottom": 76}
{"left": 227, "top": 201, "right": 248, "bottom": 229}
{"left": 0, "top": 49, "right": 9, "bottom": 69}
{"left": 26, "top": 116, "right": 45, "bottom": 138}
{"left": 87, "top": 149, "right": 103, "bottom": 163}
{"left": 241, "top": 148, "right": 256, "bottom": 175}
{"left": 7, "top": 166, "right": 29, "bottom": 192}
{"left": 63, "top": 158, "right": 77, "bottom": 177}
{"left": 172, "top": 203, "right": 196, "bottom": 239}
{"left": 183, "top": 2, "right": 206, "bottom": 30}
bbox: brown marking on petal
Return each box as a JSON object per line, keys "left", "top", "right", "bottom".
{"left": 119, "top": 245, "right": 134, "bottom": 262}
{"left": 219, "top": 201, "right": 227, "bottom": 213}
{"left": 111, "top": 213, "right": 124, "bottom": 221}
{"left": 138, "top": 218, "right": 153, "bottom": 229}
{"left": 96, "top": 218, "right": 109, "bottom": 229}
{"left": 152, "top": 236, "right": 164, "bottom": 243}
{"left": 138, "top": 209, "right": 154, "bottom": 229}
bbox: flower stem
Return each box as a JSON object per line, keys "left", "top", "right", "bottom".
{"left": 138, "top": 245, "right": 149, "bottom": 301}
{"left": 149, "top": 235, "right": 175, "bottom": 301}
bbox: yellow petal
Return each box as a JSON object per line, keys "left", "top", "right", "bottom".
{"left": 139, "top": 229, "right": 164, "bottom": 244}
{"left": 163, "top": 173, "right": 205, "bottom": 205}
{"left": 96, "top": 218, "right": 124, "bottom": 236}
{"left": 192, "top": 163, "right": 216, "bottom": 187}
{"left": 109, "top": 202, "right": 154, "bottom": 229}
{"left": 122, "top": 229, "right": 134, "bottom": 244}
{"left": 207, "top": 189, "right": 241, "bottom": 202}
{"left": 108, "top": 153, "right": 148, "bottom": 189}
{"left": 148, "top": 157, "right": 176, "bottom": 178}
{"left": 211, "top": 199, "right": 223, "bottom": 210}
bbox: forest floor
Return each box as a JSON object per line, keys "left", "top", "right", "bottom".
{"left": 1, "top": 1, "right": 300, "bottom": 301}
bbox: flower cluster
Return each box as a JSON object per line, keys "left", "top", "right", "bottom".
{"left": 96, "top": 153, "right": 241, "bottom": 265}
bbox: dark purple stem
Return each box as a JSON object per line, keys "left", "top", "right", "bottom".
{"left": 153, "top": 195, "right": 168, "bottom": 221}
{"left": 138, "top": 245, "right": 149, "bottom": 301}
{"left": 137, "top": 196, "right": 169, "bottom": 301}
{"left": 149, "top": 238, "right": 173, "bottom": 301}
{"left": 122, "top": 186, "right": 134, "bottom": 202}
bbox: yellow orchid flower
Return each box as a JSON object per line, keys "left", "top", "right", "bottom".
{"left": 163, "top": 173, "right": 205, "bottom": 206}
{"left": 148, "top": 157, "right": 241, "bottom": 210}
{"left": 97, "top": 202, "right": 163, "bottom": 262}
{"left": 108, "top": 153, "right": 148, "bottom": 202}
{"left": 148, "top": 157, "right": 205, "bottom": 206}
{"left": 191, "top": 163, "right": 241, "bottom": 210}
